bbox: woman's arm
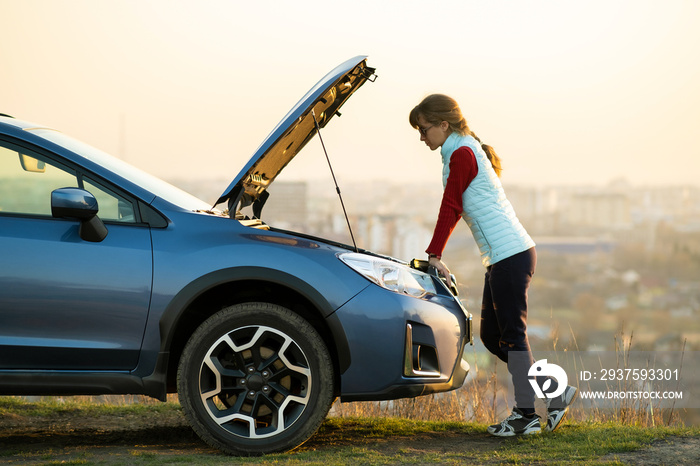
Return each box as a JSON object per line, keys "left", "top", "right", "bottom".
{"left": 425, "top": 146, "right": 478, "bottom": 258}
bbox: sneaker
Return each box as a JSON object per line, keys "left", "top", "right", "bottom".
{"left": 487, "top": 408, "right": 541, "bottom": 437}
{"left": 544, "top": 385, "right": 578, "bottom": 432}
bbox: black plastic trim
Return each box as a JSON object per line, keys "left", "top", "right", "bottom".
{"left": 0, "top": 371, "right": 160, "bottom": 399}
{"left": 340, "top": 340, "right": 469, "bottom": 402}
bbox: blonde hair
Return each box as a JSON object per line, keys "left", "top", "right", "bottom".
{"left": 409, "top": 94, "right": 502, "bottom": 177}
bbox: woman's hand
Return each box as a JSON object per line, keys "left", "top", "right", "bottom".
{"left": 428, "top": 256, "right": 453, "bottom": 290}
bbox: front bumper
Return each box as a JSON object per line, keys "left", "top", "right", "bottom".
{"left": 333, "top": 284, "right": 472, "bottom": 402}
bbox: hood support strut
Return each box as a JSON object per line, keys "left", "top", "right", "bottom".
{"left": 312, "top": 109, "right": 358, "bottom": 253}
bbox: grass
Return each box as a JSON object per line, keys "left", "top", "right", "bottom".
{"left": 1, "top": 329, "right": 697, "bottom": 463}
{"left": 0, "top": 395, "right": 179, "bottom": 417}
{"left": 491, "top": 421, "right": 692, "bottom": 463}
{"left": 2, "top": 397, "right": 699, "bottom": 464}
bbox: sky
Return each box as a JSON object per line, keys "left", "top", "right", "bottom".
{"left": 2, "top": 0, "right": 700, "bottom": 192}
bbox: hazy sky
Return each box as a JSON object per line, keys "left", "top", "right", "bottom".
{"left": 2, "top": 0, "right": 699, "bottom": 190}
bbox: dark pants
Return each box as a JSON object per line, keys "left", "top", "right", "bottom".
{"left": 480, "top": 247, "right": 537, "bottom": 412}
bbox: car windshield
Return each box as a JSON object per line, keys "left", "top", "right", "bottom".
{"left": 28, "top": 128, "right": 213, "bottom": 212}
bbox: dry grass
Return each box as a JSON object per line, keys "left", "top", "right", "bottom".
{"left": 15, "top": 329, "right": 689, "bottom": 429}
{"left": 331, "top": 328, "right": 690, "bottom": 428}
{"left": 331, "top": 350, "right": 507, "bottom": 424}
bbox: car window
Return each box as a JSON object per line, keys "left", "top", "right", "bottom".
{"left": 0, "top": 144, "right": 78, "bottom": 216}
{"left": 83, "top": 178, "right": 136, "bottom": 223}
{"left": 0, "top": 143, "right": 137, "bottom": 223}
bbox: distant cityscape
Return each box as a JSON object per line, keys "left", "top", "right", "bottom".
{"left": 174, "top": 177, "right": 700, "bottom": 354}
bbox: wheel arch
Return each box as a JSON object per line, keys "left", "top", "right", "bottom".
{"left": 159, "top": 267, "right": 350, "bottom": 394}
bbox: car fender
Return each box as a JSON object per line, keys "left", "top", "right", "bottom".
{"left": 157, "top": 265, "right": 342, "bottom": 349}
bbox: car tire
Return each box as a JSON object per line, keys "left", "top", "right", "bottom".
{"left": 177, "top": 302, "right": 334, "bottom": 456}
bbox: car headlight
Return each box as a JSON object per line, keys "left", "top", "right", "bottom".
{"left": 338, "top": 252, "right": 437, "bottom": 298}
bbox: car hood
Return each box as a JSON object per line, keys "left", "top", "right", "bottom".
{"left": 215, "top": 56, "right": 376, "bottom": 214}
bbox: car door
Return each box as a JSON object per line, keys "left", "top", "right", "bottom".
{"left": 0, "top": 141, "right": 152, "bottom": 371}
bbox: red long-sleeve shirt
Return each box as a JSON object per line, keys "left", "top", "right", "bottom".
{"left": 426, "top": 146, "right": 478, "bottom": 258}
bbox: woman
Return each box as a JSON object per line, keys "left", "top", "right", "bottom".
{"left": 409, "top": 94, "right": 576, "bottom": 436}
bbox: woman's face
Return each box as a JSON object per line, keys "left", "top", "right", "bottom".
{"left": 416, "top": 114, "right": 450, "bottom": 151}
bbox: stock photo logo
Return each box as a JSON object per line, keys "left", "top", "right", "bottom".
{"left": 528, "top": 359, "right": 568, "bottom": 399}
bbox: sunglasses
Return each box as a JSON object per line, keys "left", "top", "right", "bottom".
{"left": 418, "top": 124, "right": 436, "bottom": 136}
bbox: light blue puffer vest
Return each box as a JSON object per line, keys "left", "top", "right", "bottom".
{"left": 441, "top": 133, "right": 535, "bottom": 267}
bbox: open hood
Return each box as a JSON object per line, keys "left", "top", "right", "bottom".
{"left": 215, "top": 56, "right": 376, "bottom": 217}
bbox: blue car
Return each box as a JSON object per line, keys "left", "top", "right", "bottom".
{"left": 0, "top": 56, "right": 472, "bottom": 455}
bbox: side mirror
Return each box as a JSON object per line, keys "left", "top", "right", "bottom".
{"left": 51, "top": 188, "right": 108, "bottom": 242}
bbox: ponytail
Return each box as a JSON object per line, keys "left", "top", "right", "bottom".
{"left": 470, "top": 132, "right": 502, "bottom": 178}
{"left": 410, "top": 94, "right": 503, "bottom": 178}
